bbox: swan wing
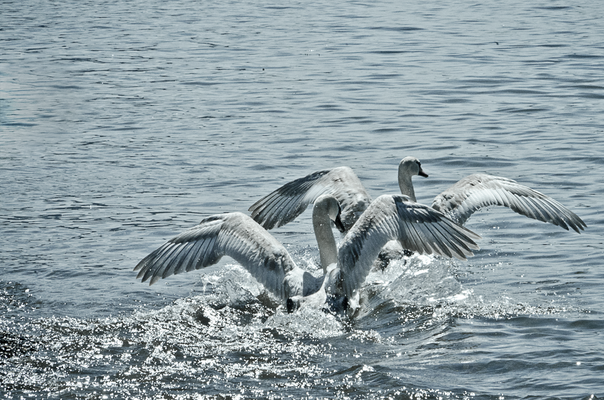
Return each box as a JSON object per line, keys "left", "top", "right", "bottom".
{"left": 339, "top": 195, "right": 481, "bottom": 298}
{"left": 431, "top": 174, "right": 586, "bottom": 233}
{"left": 248, "top": 167, "right": 372, "bottom": 231}
{"left": 134, "top": 212, "right": 306, "bottom": 300}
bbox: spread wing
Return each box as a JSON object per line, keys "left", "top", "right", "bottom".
{"left": 134, "top": 212, "right": 304, "bottom": 300}
{"left": 431, "top": 174, "right": 586, "bottom": 233}
{"left": 338, "top": 195, "right": 481, "bottom": 298}
{"left": 248, "top": 167, "right": 372, "bottom": 232}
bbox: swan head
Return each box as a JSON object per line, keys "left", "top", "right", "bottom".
{"left": 314, "top": 194, "right": 346, "bottom": 233}
{"left": 398, "top": 157, "right": 428, "bottom": 202}
{"left": 399, "top": 156, "right": 429, "bottom": 179}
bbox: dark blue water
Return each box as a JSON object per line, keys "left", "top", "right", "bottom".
{"left": 2, "top": 0, "right": 603, "bottom": 398}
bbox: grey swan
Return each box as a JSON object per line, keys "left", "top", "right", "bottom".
{"left": 249, "top": 156, "right": 586, "bottom": 235}
{"left": 134, "top": 194, "right": 480, "bottom": 312}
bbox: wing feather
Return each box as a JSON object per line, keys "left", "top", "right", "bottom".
{"left": 249, "top": 167, "right": 372, "bottom": 231}
{"left": 431, "top": 174, "right": 586, "bottom": 232}
{"left": 134, "top": 212, "right": 302, "bottom": 300}
{"left": 338, "top": 195, "right": 481, "bottom": 298}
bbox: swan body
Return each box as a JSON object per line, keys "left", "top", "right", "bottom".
{"left": 249, "top": 157, "right": 586, "bottom": 235}
{"left": 135, "top": 194, "right": 480, "bottom": 312}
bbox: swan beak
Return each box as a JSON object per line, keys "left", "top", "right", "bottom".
{"left": 419, "top": 167, "right": 429, "bottom": 178}
{"left": 334, "top": 214, "right": 346, "bottom": 233}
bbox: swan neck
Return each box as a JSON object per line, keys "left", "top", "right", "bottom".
{"left": 312, "top": 203, "right": 338, "bottom": 273}
{"left": 398, "top": 170, "right": 417, "bottom": 202}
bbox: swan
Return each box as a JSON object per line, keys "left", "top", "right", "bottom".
{"left": 249, "top": 156, "right": 586, "bottom": 235}
{"left": 134, "top": 194, "right": 480, "bottom": 312}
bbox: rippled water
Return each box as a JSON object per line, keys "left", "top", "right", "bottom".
{"left": 2, "top": 0, "right": 603, "bottom": 398}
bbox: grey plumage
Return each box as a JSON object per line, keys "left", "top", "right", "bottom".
{"left": 249, "top": 167, "right": 372, "bottom": 232}
{"left": 135, "top": 195, "right": 481, "bottom": 308}
{"left": 249, "top": 157, "right": 586, "bottom": 235}
{"left": 337, "top": 195, "right": 480, "bottom": 298}
{"left": 431, "top": 173, "right": 586, "bottom": 233}
{"left": 134, "top": 213, "right": 298, "bottom": 300}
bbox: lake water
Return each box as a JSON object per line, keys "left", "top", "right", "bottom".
{"left": 1, "top": 0, "right": 603, "bottom": 398}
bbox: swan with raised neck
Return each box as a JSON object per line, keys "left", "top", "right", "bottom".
{"left": 397, "top": 156, "right": 429, "bottom": 202}
{"left": 250, "top": 157, "right": 585, "bottom": 235}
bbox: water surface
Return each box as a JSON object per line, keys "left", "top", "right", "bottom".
{"left": 1, "top": 0, "right": 603, "bottom": 398}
